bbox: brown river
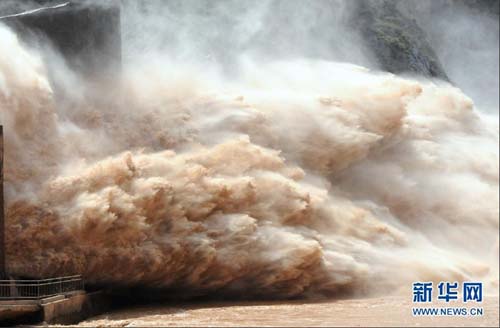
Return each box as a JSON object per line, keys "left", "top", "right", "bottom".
{"left": 69, "top": 296, "right": 499, "bottom": 327}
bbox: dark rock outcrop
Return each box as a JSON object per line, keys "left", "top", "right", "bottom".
{"left": 350, "top": 0, "right": 449, "bottom": 80}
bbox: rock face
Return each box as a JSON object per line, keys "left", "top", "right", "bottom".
{"left": 0, "top": 0, "right": 121, "bottom": 80}
{"left": 350, "top": 0, "right": 449, "bottom": 80}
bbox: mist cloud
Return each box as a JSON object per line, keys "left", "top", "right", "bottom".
{"left": 0, "top": 1, "right": 498, "bottom": 299}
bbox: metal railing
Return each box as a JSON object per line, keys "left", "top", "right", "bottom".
{"left": 0, "top": 275, "right": 84, "bottom": 300}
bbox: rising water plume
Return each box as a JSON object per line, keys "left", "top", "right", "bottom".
{"left": 0, "top": 19, "right": 498, "bottom": 299}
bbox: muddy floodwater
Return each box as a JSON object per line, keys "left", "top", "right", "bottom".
{"left": 73, "top": 296, "right": 499, "bottom": 327}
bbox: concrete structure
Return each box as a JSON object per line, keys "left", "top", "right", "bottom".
{"left": 0, "top": 300, "right": 40, "bottom": 323}
{"left": 0, "top": 290, "right": 111, "bottom": 325}
{"left": 0, "top": 0, "right": 121, "bottom": 81}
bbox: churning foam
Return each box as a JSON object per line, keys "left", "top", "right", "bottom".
{"left": 0, "top": 24, "right": 498, "bottom": 298}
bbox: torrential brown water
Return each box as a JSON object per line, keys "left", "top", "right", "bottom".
{"left": 0, "top": 23, "right": 498, "bottom": 300}
{"left": 74, "top": 296, "right": 499, "bottom": 327}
